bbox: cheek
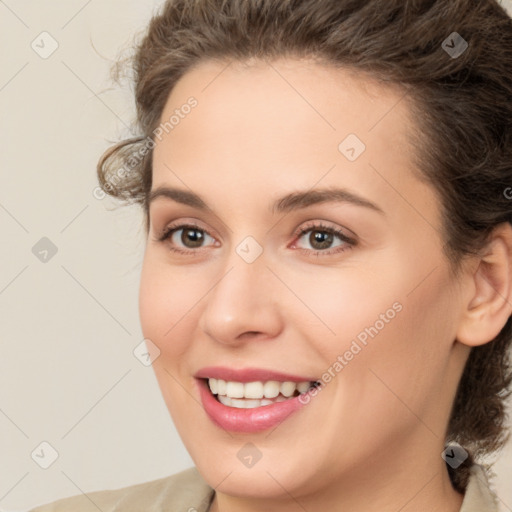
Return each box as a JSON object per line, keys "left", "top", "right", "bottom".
{"left": 347, "top": 266, "right": 460, "bottom": 426}
{"left": 138, "top": 255, "right": 202, "bottom": 358}
{"left": 138, "top": 256, "right": 204, "bottom": 425}
{"left": 300, "top": 271, "right": 459, "bottom": 470}
{"left": 300, "top": 251, "right": 458, "bottom": 406}
{"left": 285, "top": 265, "right": 404, "bottom": 360}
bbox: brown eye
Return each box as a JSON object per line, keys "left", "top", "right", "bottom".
{"left": 158, "top": 223, "right": 217, "bottom": 254}
{"left": 179, "top": 227, "right": 205, "bottom": 248}
{"left": 293, "top": 222, "right": 356, "bottom": 257}
{"left": 306, "top": 230, "right": 335, "bottom": 250}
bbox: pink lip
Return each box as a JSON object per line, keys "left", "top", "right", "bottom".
{"left": 194, "top": 366, "right": 317, "bottom": 383}
{"left": 196, "top": 378, "right": 315, "bottom": 433}
{"left": 194, "top": 367, "right": 320, "bottom": 433}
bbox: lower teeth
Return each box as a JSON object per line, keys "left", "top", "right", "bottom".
{"left": 216, "top": 394, "right": 290, "bottom": 408}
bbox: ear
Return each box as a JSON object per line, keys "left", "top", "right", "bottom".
{"left": 456, "top": 222, "right": 512, "bottom": 347}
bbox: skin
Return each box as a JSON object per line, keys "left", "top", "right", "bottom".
{"left": 138, "top": 58, "right": 512, "bottom": 512}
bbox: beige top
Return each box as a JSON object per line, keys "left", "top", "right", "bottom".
{"left": 29, "top": 463, "right": 498, "bottom": 511}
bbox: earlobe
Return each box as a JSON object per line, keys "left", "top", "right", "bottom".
{"left": 456, "top": 222, "right": 512, "bottom": 347}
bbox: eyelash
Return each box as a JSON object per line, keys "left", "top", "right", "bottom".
{"left": 156, "top": 221, "right": 356, "bottom": 257}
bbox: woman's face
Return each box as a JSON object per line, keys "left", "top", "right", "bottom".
{"left": 139, "top": 59, "right": 468, "bottom": 501}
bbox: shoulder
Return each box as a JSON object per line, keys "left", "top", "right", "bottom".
{"left": 460, "top": 463, "right": 499, "bottom": 512}
{"left": 29, "top": 466, "right": 214, "bottom": 512}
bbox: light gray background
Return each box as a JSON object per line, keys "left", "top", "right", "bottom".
{"left": 1, "top": 1, "right": 511, "bottom": 511}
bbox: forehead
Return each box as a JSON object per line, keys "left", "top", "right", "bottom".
{"left": 156, "top": 57, "right": 412, "bottom": 146}
{"left": 150, "top": 58, "right": 441, "bottom": 232}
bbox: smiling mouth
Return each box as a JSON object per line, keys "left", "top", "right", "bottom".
{"left": 204, "top": 378, "right": 321, "bottom": 409}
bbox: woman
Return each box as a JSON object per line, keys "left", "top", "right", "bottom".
{"left": 31, "top": 0, "right": 512, "bottom": 510}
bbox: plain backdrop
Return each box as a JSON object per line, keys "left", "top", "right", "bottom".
{"left": 1, "top": 1, "right": 512, "bottom": 511}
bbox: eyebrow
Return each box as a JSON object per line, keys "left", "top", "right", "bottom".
{"left": 148, "top": 186, "right": 385, "bottom": 215}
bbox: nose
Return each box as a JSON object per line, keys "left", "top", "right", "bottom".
{"left": 198, "top": 249, "right": 284, "bottom": 346}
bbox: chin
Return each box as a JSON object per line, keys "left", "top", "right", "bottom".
{"left": 200, "top": 462, "right": 304, "bottom": 498}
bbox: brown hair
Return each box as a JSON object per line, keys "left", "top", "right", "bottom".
{"left": 97, "top": 0, "right": 512, "bottom": 492}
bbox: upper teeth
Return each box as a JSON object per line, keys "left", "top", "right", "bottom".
{"left": 208, "top": 378, "right": 312, "bottom": 399}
